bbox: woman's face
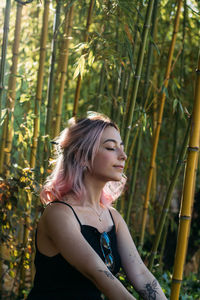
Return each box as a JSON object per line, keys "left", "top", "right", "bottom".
{"left": 91, "top": 126, "right": 127, "bottom": 182}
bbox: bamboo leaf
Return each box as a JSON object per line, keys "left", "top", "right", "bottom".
{"left": 73, "top": 42, "right": 88, "bottom": 52}
{"left": 173, "top": 98, "right": 178, "bottom": 113}
{"left": 88, "top": 51, "right": 95, "bottom": 66}
{"left": 173, "top": 77, "right": 181, "bottom": 89}
{"left": 73, "top": 54, "right": 86, "bottom": 79}
{"left": 149, "top": 35, "right": 160, "bottom": 56}
{"left": 0, "top": 108, "right": 7, "bottom": 126}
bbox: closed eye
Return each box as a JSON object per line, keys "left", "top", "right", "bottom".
{"left": 106, "top": 147, "right": 115, "bottom": 151}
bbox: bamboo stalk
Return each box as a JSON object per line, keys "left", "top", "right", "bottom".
{"left": 121, "top": 0, "right": 144, "bottom": 138}
{"left": 125, "top": 0, "right": 158, "bottom": 222}
{"left": 148, "top": 118, "right": 191, "bottom": 271}
{"left": 30, "top": 0, "right": 50, "bottom": 169}
{"left": 142, "top": 0, "right": 158, "bottom": 104}
{"left": 96, "top": 62, "right": 106, "bottom": 112}
{"left": 139, "top": 0, "right": 183, "bottom": 246}
{"left": 22, "top": 0, "right": 50, "bottom": 289}
{"left": 0, "top": 0, "right": 11, "bottom": 121}
{"left": 73, "top": 0, "right": 95, "bottom": 117}
{"left": 123, "top": 0, "right": 155, "bottom": 152}
{"left": 0, "top": 120, "right": 7, "bottom": 174}
{"left": 54, "top": 4, "right": 74, "bottom": 137}
{"left": 158, "top": 217, "right": 169, "bottom": 270}
{"left": 42, "top": 0, "right": 62, "bottom": 175}
{"left": 18, "top": 190, "right": 32, "bottom": 297}
{"left": 170, "top": 51, "right": 200, "bottom": 300}
{"left": 4, "top": 3, "right": 23, "bottom": 174}
{"left": 126, "top": 125, "right": 142, "bottom": 226}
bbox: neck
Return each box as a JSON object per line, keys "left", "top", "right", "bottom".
{"left": 82, "top": 172, "right": 106, "bottom": 209}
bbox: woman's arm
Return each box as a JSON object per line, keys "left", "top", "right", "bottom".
{"left": 111, "top": 208, "right": 167, "bottom": 300}
{"left": 42, "top": 204, "right": 136, "bottom": 300}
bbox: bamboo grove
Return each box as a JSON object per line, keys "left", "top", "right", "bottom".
{"left": 0, "top": 0, "right": 200, "bottom": 299}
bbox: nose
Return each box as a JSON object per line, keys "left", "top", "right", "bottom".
{"left": 119, "top": 149, "right": 127, "bottom": 161}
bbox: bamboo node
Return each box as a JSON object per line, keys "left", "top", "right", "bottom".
{"left": 172, "top": 278, "right": 182, "bottom": 283}
{"left": 180, "top": 215, "right": 191, "bottom": 220}
{"left": 134, "top": 75, "right": 141, "bottom": 79}
{"left": 188, "top": 146, "right": 199, "bottom": 152}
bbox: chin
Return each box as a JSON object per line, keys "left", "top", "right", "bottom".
{"left": 108, "top": 174, "right": 123, "bottom": 182}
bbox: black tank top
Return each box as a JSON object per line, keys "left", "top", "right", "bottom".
{"left": 27, "top": 201, "right": 121, "bottom": 300}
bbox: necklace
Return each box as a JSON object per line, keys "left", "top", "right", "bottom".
{"left": 91, "top": 206, "right": 104, "bottom": 222}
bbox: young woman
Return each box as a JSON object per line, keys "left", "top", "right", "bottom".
{"left": 27, "top": 113, "right": 167, "bottom": 300}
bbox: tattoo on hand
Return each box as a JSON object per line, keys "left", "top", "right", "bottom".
{"left": 139, "top": 279, "right": 158, "bottom": 300}
{"left": 98, "top": 269, "right": 114, "bottom": 280}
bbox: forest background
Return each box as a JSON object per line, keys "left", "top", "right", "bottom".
{"left": 0, "top": 0, "right": 200, "bottom": 299}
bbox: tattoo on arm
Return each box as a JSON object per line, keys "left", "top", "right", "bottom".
{"left": 98, "top": 269, "right": 115, "bottom": 280}
{"left": 138, "top": 279, "right": 158, "bottom": 300}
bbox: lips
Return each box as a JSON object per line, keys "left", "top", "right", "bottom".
{"left": 113, "top": 165, "right": 124, "bottom": 169}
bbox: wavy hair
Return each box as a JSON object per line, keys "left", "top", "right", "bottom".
{"left": 40, "top": 113, "right": 126, "bottom": 205}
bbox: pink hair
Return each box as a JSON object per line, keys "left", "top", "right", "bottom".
{"left": 40, "top": 113, "right": 126, "bottom": 205}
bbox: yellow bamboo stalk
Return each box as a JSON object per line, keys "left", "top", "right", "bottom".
{"left": 0, "top": 3, "right": 23, "bottom": 175}
{"left": 54, "top": 4, "right": 74, "bottom": 137}
{"left": 140, "top": 0, "right": 183, "bottom": 246}
{"left": 4, "top": 3, "right": 23, "bottom": 174}
{"left": 170, "top": 52, "right": 200, "bottom": 300}
{"left": 73, "top": 0, "right": 95, "bottom": 117}
{"left": 149, "top": 77, "right": 158, "bottom": 235}
{"left": 30, "top": 0, "right": 50, "bottom": 168}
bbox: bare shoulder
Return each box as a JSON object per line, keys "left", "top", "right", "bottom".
{"left": 109, "top": 206, "right": 126, "bottom": 230}
{"left": 41, "top": 201, "right": 80, "bottom": 233}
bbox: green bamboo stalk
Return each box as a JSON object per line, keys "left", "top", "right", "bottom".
{"left": 170, "top": 51, "right": 200, "bottom": 299}
{"left": 148, "top": 118, "right": 191, "bottom": 271}
{"left": 96, "top": 62, "right": 106, "bottom": 112}
{"left": 121, "top": 0, "right": 144, "bottom": 137}
{"left": 120, "top": 124, "right": 140, "bottom": 213}
{"left": 140, "top": 0, "right": 183, "bottom": 247}
{"left": 4, "top": 3, "right": 23, "bottom": 174}
{"left": 158, "top": 217, "right": 169, "bottom": 270}
{"left": 123, "top": 0, "right": 155, "bottom": 152}
{"left": 0, "top": 0, "right": 11, "bottom": 121}
{"left": 30, "top": 0, "right": 50, "bottom": 169}
{"left": 73, "top": 0, "right": 95, "bottom": 117}
{"left": 18, "top": 190, "right": 32, "bottom": 297}
{"left": 43, "top": 0, "right": 61, "bottom": 174}
{"left": 125, "top": 0, "right": 158, "bottom": 223}
{"left": 116, "top": 64, "right": 126, "bottom": 126}
{"left": 22, "top": 0, "right": 50, "bottom": 290}
{"left": 54, "top": 3, "right": 74, "bottom": 136}
{"left": 142, "top": 0, "right": 158, "bottom": 103}
{"left": 126, "top": 125, "right": 142, "bottom": 226}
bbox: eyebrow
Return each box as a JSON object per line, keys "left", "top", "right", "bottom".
{"left": 103, "top": 139, "right": 124, "bottom": 146}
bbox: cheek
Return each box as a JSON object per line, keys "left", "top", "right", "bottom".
{"left": 93, "top": 151, "right": 113, "bottom": 168}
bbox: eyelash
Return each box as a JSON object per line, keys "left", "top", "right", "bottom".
{"left": 106, "top": 147, "right": 115, "bottom": 151}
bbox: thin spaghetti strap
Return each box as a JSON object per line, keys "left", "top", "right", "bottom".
{"left": 108, "top": 209, "right": 115, "bottom": 226}
{"left": 50, "top": 200, "right": 82, "bottom": 227}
